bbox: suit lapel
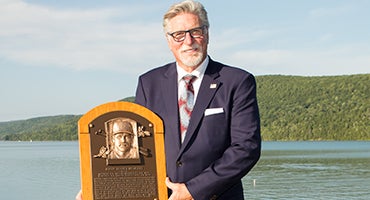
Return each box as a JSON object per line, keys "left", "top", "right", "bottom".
{"left": 161, "top": 64, "right": 182, "bottom": 149}
{"left": 178, "top": 60, "right": 221, "bottom": 156}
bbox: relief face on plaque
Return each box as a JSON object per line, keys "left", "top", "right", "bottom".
{"left": 106, "top": 118, "right": 139, "bottom": 159}
{"left": 93, "top": 117, "right": 151, "bottom": 165}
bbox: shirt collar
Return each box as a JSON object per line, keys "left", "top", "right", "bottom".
{"left": 177, "top": 56, "right": 209, "bottom": 82}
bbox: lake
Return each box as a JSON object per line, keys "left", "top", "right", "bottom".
{"left": 0, "top": 141, "right": 369, "bottom": 199}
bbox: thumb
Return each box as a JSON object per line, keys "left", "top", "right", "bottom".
{"left": 165, "top": 177, "right": 174, "bottom": 190}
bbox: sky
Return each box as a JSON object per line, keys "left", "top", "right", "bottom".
{"left": 0, "top": 0, "right": 369, "bottom": 122}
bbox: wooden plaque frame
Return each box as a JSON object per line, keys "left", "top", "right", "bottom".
{"left": 78, "top": 102, "right": 167, "bottom": 200}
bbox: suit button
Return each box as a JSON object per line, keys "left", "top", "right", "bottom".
{"left": 210, "top": 195, "right": 217, "bottom": 200}
{"left": 176, "top": 161, "right": 182, "bottom": 167}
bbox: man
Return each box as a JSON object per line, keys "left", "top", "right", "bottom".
{"left": 108, "top": 119, "right": 139, "bottom": 159}
{"left": 76, "top": 1, "right": 260, "bottom": 199}
{"left": 135, "top": 1, "right": 261, "bottom": 199}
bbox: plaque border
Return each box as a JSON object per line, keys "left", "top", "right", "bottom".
{"left": 78, "top": 101, "right": 167, "bottom": 200}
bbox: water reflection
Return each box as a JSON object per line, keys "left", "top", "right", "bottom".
{"left": 243, "top": 141, "right": 370, "bottom": 199}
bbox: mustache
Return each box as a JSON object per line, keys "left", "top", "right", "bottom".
{"left": 181, "top": 44, "right": 200, "bottom": 52}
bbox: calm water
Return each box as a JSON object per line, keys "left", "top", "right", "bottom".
{"left": 0, "top": 141, "right": 369, "bottom": 200}
{"left": 243, "top": 141, "right": 370, "bottom": 199}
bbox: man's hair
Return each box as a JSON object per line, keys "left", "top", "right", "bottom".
{"left": 163, "top": 0, "right": 209, "bottom": 32}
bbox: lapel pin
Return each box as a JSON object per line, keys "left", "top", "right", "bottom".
{"left": 210, "top": 83, "right": 217, "bottom": 89}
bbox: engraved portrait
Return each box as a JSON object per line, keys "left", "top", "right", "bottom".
{"left": 105, "top": 118, "right": 139, "bottom": 159}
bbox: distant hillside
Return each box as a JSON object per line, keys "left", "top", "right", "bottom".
{"left": 256, "top": 74, "right": 369, "bottom": 140}
{"left": 0, "top": 74, "right": 369, "bottom": 141}
{"left": 0, "top": 115, "right": 81, "bottom": 141}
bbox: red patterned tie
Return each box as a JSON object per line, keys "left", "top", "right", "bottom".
{"left": 178, "top": 75, "right": 196, "bottom": 142}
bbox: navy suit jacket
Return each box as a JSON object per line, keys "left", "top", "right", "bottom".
{"left": 135, "top": 58, "right": 261, "bottom": 200}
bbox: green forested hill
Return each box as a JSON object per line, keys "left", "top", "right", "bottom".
{"left": 0, "top": 115, "right": 81, "bottom": 141}
{"left": 256, "top": 74, "right": 369, "bottom": 140}
{"left": 0, "top": 74, "right": 369, "bottom": 141}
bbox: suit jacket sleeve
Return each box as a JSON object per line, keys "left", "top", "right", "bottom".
{"left": 135, "top": 76, "right": 146, "bottom": 106}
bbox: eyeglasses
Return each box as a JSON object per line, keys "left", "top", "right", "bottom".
{"left": 167, "top": 26, "right": 207, "bottom": 42}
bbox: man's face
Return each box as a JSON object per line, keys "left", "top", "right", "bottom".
{"left": 112, "top": 133, "right": 133, "bottom": 153}
{"left": 166, "top": 13, "right": 208, "bottom": 70}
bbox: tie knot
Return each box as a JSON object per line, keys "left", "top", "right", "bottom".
{"left": 182, "top": 75, "right": 196, "bottom": 84}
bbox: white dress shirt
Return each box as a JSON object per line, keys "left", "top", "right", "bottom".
{"left": 176, "top": 56, "right": 209, "bottom": 103}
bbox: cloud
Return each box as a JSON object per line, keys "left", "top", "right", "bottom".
{"left": 210, "top": 27, "right": 282, "bottom": 51}
{"left": 309, "top": 4, "right": 355, "bottom": 19}
{"left": 0, "top": 0, "right": 169, "bottom": 73}
{"left": 1, "top": 0, "right": 368, "bottom": 77}
{"left": 225, "top": 44, "right": 370, "bottom": 76}
{"left": 318, "top": 33, "right": 334, "bottom": 42}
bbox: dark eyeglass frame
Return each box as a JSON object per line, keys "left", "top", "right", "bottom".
{"left": 167, "top": 25, "right": 207, "bottom": 42}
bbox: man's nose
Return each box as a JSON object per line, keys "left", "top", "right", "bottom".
{"left": 183, "top": 32, "right": 195, "bottom": 45}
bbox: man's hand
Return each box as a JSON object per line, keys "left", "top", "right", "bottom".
{"left": 75, "top": 189, "right": 82, "bottom": 200}
{"left": 166, "top": 177, "right": 194, "bottom": 200}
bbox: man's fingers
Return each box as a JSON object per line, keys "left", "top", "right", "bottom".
{"left": 165, "top": 177, "right": 173, "bottom": 190}
{"left": 75, "top": 189, "right": 83, "bottom": 200}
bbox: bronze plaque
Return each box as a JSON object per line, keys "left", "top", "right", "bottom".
{"left": 78, "top": 102, "right": 167, "bottom": 200}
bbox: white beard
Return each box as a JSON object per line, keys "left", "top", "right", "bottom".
{"left": 179, "top": 44, "right": 204, "bottom": 68}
